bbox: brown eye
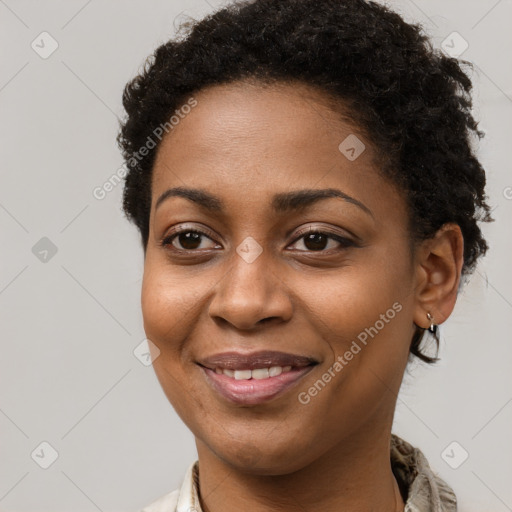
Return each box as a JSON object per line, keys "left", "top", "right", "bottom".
{"left": 161, "top": 229, "right": 219, "bottom": 251}
{"left": 290, "top": 230, "right": 354, "bottom": 252}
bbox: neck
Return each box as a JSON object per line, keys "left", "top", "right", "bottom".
{"left": 195, "top": 424, "right": 404, "bottom": 512}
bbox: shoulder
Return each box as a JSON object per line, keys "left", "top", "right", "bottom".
{"left": 391, "top": 434, "right": 458, "bottom": 511}
{"left": 140, "top": 489, "right": 180, "bottom": 512}
{"left": 139, "top": 460, "right": 200, "bottom": 512}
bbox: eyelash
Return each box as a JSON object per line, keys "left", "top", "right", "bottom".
{"left": 159, "top": 226, "right": 355, "bottom": 253}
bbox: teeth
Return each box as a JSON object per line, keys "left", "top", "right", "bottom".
{"left": 269, "top": 366, "right": 282, "bottom": 377}
{"left": 234, "top": 369, "right": 252, "bottom": 380}
{"left": 215, "top": 366, "right": 293, "bottom": 380}
{"left": 252, "top": 368, "right": 269, "bottom": 380}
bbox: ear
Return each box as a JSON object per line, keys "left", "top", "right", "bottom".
{"left": 412, "top": 223, "right": 464, "bottom": 329}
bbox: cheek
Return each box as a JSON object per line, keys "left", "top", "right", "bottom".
{"left": 299, "top": 247, "right": 413, "bottom": 402}
{"left": 140, "top": 264, "right": 210, "bottom": 424}
{"left": 291, "top": 280, "right": 411, "bottom": 450}
{"left": 140, "top": 263, "right": 201, "bottom": 353}
{"left": 305, "top": 261, "right": 409, "bottom": 352}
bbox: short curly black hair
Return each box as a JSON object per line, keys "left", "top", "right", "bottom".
{"left": 117, "top": 0, "right": 493, "bottom": 363}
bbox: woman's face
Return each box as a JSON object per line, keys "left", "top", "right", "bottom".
{"left": 142, "top": 81, "right": 419, "bottom": 474}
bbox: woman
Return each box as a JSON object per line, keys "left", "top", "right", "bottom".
{"left": 117, "top": 0, "right": 493, "bottom": 510}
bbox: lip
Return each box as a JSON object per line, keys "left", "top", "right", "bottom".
{"left": 197, "top": 350, "right": 318, "bottom": 406}
{"left": 198, "top": 350, "right": 318, "bottom": 370}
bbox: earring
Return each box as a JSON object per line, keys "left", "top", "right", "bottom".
{"left": 426, "top": 312, "right": 437, "bottom": 334}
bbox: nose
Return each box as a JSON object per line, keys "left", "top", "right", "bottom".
{"left": 207, "top": 246, "right": 293, "bottom": 330}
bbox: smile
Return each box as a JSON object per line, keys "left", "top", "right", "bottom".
{"left": 214, "top": 365, "right": 292, "bottom": 379}
{"left": 198, "top": 350, "right": 318, "bottom": 405}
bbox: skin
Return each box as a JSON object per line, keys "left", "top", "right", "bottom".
{"left": 141, "top": 80, "right": 464, "bottom": 512}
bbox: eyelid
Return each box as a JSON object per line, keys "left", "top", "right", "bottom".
{"left": 159, "top": 224, "right": 220, "bottom": 251}
{"left": 291, "top": 225, "right": 355, "bottom": 243}
{"left": 163, "top": 223, "right": 217, "bottom": 241}
{"left": 161, "top": 223, "right": 357, "bottom": 254}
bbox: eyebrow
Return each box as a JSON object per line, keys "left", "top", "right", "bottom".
{"left": 154, "top": 186, "right": 374, "bottom": 218}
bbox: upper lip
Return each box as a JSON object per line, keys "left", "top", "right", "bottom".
{"left": 198, "top": 350, "right": 319, "bottom": 370}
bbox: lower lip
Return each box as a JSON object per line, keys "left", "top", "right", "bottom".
{"left": 200, "top": 366, "right": 315, "bottom": 405}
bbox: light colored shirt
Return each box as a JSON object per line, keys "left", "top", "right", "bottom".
{"left": 140, "top": 434, "right": 457, "bottom": 512}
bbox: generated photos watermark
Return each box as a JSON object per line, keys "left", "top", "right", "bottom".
{"left": 93, "top": 96, "right": 198, "bottom": 200}
{"left": 298, "top": 301, "right": 403, "bottom": 404}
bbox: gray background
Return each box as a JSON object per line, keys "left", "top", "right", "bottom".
{"left": 1, "top": 0, "right": 511, "bottom": 510}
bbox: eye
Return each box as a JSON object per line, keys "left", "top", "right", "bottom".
{"left": 289, "top": 228, "right": 355, "bottom": 252}
{"left": 160, "top": 228, "right": 219, "bottom": 251}
{"left": 160, "top": 226, "right": 355, "bottom": 253}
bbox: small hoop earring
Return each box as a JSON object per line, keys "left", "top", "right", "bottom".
{"left": 426, "top": 312, "right": 437, "bottom": 334}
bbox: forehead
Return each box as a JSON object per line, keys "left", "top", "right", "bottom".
{"left": 153, "top": 81, "right": 372, "bottom": 176}
{"left": 150, "top": 80, "right": 405, "bottom": 225}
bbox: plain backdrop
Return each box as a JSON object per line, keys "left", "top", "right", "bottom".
{"left": 1, "top": 0, "right": 511, "bottom": 510}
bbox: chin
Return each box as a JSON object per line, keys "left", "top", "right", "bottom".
{"left": 200, "top": 429, "right": 318, "bottom": 476}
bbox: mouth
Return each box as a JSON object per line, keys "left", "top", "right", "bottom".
{"left": 197, "top": 350, "right": 318, "bottom": 405}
